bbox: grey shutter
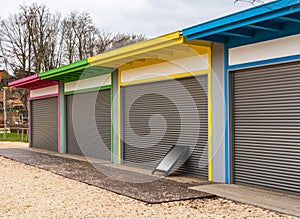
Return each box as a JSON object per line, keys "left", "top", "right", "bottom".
{"left": 66, "top": 89, "right": 111, "bottom": 160}
{"left": 123, "top": 76, "right": 208, "bottom": 178}
{"left": 31, "top": 97, "right": 58, "bottom": 151}
{"left": 231, "top": 61, "right": 300, "bottom": 195}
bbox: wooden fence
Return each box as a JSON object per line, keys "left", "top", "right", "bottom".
{"left": 0, "top": 127, "right": 29, "bottom": 142}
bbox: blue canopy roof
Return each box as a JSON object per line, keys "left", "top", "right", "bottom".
{"left": 183, "top": 0, "right": 300, "bottom": 48}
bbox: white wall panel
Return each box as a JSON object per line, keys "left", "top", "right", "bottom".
{"left": 30, "top": 85, "right": 58, "bottom": 98}
{"left": 121, "top": 55, "right": 208, "bottom": 83}
{"left": 64, "top": 75, "right": 111, "bottom": 92}
{"left": 229, "top": 34, "right": 300, "bottom": 66}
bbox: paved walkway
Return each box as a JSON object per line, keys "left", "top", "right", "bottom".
{"left": 0, "top": 147, "right": 213, "bottom": 203}
{"left": 190, "top": 184, "right": 300, "bottom": 217}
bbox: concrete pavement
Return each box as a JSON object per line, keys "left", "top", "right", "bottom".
{"left": 190, "top": 183, "right": 300, "bottom": 217}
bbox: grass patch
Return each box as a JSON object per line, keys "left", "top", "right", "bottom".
{"left": 0, "top": 133, "right": 28, "bottom": 142}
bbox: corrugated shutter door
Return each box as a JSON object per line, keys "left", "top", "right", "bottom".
{"left": 123, "top": 76, "right": 208, "bottom": 178}
{"left": 232, "top": 61, "right": 300, "bottom": 195}
{"left": 31, "top": 97, "right": 58, "bottom": 151}
{"left": 66, "top": 89, "right": 111, "bottom": 160}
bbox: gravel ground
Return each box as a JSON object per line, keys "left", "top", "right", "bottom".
{"left": 0, "top": 141, "right": 28, "bottom": 149}
{"left": 0, "top": 142, "right": 298, "bottom": 219}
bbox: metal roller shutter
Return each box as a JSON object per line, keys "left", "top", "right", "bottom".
{"left": 66, "top": 89, "right": 111, "bottom": 160}
{"left": 231, "top": 61, "right": 300, "bottom": 195}
{"left": 123, "top": 76, "right": 208, "bottom": 178}
{"left": 31, "top": 97, "right": 58, "bottom": 151}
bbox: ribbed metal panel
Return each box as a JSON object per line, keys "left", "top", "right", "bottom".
{"left": 232, "top": 61, "right": 300, "bottom": 195}
{"left": 123, "top": 76, "right": 208, "bottom": 178}
{"left": 66, "top": 89, "right": 111, "bottom": 160}
{"left": 31, "top": 97, "right": 58, "bottom": 151}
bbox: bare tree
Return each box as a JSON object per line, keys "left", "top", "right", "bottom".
{"left": 110, "top": 33, "right": 146, "bottom": 51}
{"left": 61, "top": 14, "right": 76, "bottom": 64}
{"left": 0, "top": 13, "right": 30, "bottom": 77}
{"left": 234, "top": 0, "right": 265, "bottom": 5}
{"left": 96, "top": 29, "right": 113, "bottom": 54}
{"left": 0, "top": 3, "right": 146, "bottom": 75}
{"left": 42, "top": 17, "right": 64, "bottom": 71}
{"left": 61, "top": 12, "right": 146, "bottom": 62}
{"left": 0, "top": 4, "right": 64, "bottom": 76}
{"left": 21, "top": 4, "right": 63, "bottom": 72}
{"left": 61, "top": 12, "right": 100, "bottom": 64}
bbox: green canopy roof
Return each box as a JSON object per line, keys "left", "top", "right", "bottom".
{"left": 39, "top": 59, "right": 114, "bottom": 82}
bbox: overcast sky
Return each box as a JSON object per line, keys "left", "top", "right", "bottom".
{"left": 0, "top": 0, "right": 274, "bottom": 37}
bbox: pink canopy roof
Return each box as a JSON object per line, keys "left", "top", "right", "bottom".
{"left": 9, "top": 74, "right": 58, "bottom": 89}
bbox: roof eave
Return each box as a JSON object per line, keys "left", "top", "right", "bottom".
{"left": 183, "top": 0, "right": 300, "bottom": 40}
{"left": 38, "top": 60, "right": 89, "bottom": 80}
{"left": 8, "top": 74, "right": 40, "bottom": 88}
{"left": 88, "top": 31, "right": 186, "bottom": 67}
{"left": 8, "top": 74, "right": 59, "bottom": 89}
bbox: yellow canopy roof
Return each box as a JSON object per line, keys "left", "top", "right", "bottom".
{"left": 88, "top": 31, "right": 211, "bottom": 70}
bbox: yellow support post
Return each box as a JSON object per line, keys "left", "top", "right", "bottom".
{"left": 118, "top": 69, "right": 121, "bottom": 164}
{"left": 208, "top": 48, "right": 213, "bottom": 182}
